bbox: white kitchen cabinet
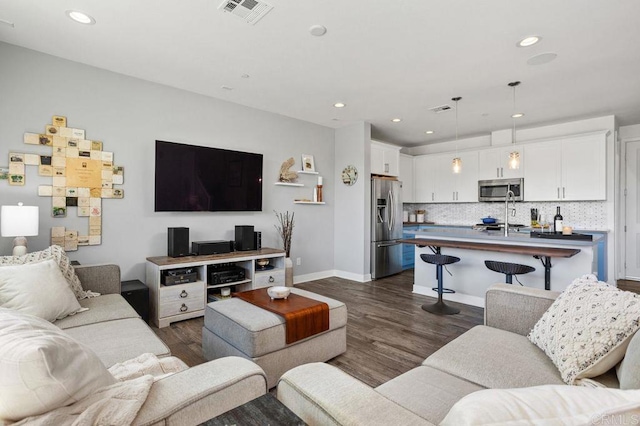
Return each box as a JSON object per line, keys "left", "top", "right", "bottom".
{"left": 413, "top": 155, "right": 437, "bottom": 202}
{"left": 371, "top": 140, "right": 401, "bottom": 177}
{"left": 478, "top": 146, "right": 524, "bottom": 180}
{"left": 560, "top": 133, "right": 606, "bottom": 200}
{"left": 434, "top": 151, "right": 479, "bottom": 202}
{"left": 414, "top": 152, "right": 478, "bottom": 203}
{"left": 524, "top": 132, "right": 606, "bottom": 201}
{"left": 399, "top": 153, "right": 414, "bottom": 202}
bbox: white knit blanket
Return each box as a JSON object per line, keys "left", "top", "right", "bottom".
{"left": 13, "top": 354, "right": 187, "bottom": 426}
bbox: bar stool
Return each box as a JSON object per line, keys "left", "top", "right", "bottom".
{"left": 484, "top": 260, "right": 535, "bottom": 285}
{"left": 420, "top": 253, "right": 460, "bottom": 315}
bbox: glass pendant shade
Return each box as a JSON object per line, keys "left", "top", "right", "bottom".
{"left": 451, "top": 96, "right": 462, "bottom": 174}
{"left": 452, "top": 157, "right": 462, "bottom": 174}
{"left": 507, "top": 82, "right": 522, "bottom": 171}
{"left": 508, "top": 151, "right": 520, "bottom": 169}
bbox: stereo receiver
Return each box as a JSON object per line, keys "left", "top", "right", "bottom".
{"left": 162, "top": 267, "right": 198, "bottom": 286}
{"left": 208, "top": 264, "right": 246, "bottom": 285}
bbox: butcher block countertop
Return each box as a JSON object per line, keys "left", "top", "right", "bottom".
{"left": 400, "top": 237, "right": 580, "bottom": 259}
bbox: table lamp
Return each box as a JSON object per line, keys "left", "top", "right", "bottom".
{"left": 1, "top": 203, "right": 39, "bottom": 256}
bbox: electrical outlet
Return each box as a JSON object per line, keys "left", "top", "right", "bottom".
{"left": 296, "top": 257, "right": 301, "bottom": 266}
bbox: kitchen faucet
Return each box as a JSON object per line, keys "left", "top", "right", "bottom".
{"left": 504, "top": 189, "right": 516, "bottom": 237}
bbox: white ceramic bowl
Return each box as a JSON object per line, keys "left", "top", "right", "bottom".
{"left": 267, "top": 286, "right": 290, "bottom": 300}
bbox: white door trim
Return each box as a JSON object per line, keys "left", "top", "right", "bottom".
{"left": 623, "top": 137, "right": 640, "bottom": 280}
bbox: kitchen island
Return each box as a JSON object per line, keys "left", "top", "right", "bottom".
{"left": 403, "top": 227, "right": 602, "bottom": 308}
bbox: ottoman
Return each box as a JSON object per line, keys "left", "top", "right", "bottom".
{"left": 202, "top": 288, "right": 347, "bottom": 388}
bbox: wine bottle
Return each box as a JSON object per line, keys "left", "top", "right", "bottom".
{"left": 554, "top": 206, "right": 563, "bottom": 234}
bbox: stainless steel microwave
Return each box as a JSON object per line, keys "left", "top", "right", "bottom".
{"left": 478, "top": 178, "right": 524, "bottom": 202}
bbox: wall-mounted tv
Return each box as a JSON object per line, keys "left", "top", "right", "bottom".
{"left": 154, "top": 140, "right": 263, "bottom": 212}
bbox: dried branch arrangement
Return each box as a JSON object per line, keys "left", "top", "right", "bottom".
{"left": 274, "top": 210, "right": 295, "bottom": 257}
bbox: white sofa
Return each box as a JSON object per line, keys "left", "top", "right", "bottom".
{"left": 277, "top": 284, "right": 640, "bottom": 425}
{"left": 4, "top": 263, "right": 268, "bottom": 425}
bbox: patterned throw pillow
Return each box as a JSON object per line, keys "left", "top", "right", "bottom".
{"left": 529, "top": 274, "right": 640, "bottom": 385}
{"left": 0, "top": 245, "right": 91, "bottom": 299}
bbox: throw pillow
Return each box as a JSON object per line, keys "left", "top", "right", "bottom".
{"left": 528, "top": 274, "right": 640, "bottom": 385}
{"left": 0, "top": 308, "right": 115, "bottom": 422}
{"left": 0, "top": 245, "right": 91, "bottom": 299}
{"left": 0, "top": 259, "right": 84, "bottom": 321}
{"left": 440, "top": 385, "right": 640, "bottom": 426}
{"left": 617, "top": 330, "right": 640, "bottom": 389}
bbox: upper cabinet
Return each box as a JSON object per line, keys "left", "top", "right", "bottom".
{"left": 413, "top": 151, "right": 478, "bottom": 203}
{"left": 371, "top": 140, "right": 401, "bottom": 177}
{"left": 434, "top": 151, "right": 479, "bottom": 202}
{"left": 524, "top": 132, "right": 607, "bottom": 201}
{"left": 478, "top": 146, "right": 524, "bottom": 180}
{"left": 413, "top": 155, "right": 437, "bottom": 203}
{"left": 399, "top": 153, "right": 414, "bottom": 203}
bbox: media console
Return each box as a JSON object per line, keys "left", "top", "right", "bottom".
{"left": 146, "top": 248, "right": 286, "bottom": 328}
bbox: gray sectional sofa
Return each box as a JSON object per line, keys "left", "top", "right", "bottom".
{"left": 58, "top": 264, "right": 267, "bottom": 425}
{"left": 277, "top": 284, "right": 627, "bottom": 425}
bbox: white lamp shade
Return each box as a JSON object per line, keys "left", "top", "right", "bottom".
{"left": 1, "top": 205, "right": 39, "bottom": 237}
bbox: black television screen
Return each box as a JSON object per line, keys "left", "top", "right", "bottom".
{"left": 155, "top": 140, "right": 263, "bottom": 212}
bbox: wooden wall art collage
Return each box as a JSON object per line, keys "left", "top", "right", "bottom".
{"left": 5, "top": 115, "right": 124, "bottom": 251}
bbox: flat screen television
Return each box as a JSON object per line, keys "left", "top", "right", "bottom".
{"left": 154, "top": 140, "right": 263, "bottom": 212}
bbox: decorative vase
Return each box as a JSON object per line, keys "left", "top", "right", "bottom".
{"left": 285, "top": 257, "right": 294, "bottom": 287}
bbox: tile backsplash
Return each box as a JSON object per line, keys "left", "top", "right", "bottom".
{"left": 404, "top": 201, "right": 607, "bottom": 230}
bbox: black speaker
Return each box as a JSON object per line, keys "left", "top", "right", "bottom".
{"left": 168, "top": 227, "right": 190, "bottom": 257}
{"left": 254, "top": 231, "right": 262, "bottom": 250}
{"left": 235, "top": 225, "right": 255, "bottom": 251}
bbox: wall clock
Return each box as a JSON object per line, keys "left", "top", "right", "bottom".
{"left": 341, "top": 165, "right": 358, "bottom": 186}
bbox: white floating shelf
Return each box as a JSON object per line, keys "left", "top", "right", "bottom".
{"left": 293, "top": 201, "right": 326, "bottom": 205}
{"left": 274, "top": 182, "right": 304, "bottom": 187}
{"left": 297, "top": 171, "right": 319, "bottom": 175}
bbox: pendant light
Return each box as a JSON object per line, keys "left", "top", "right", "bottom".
{"left": 508, "top": 81, "right": 522, "bottom": 170}
{"left": 452, "top": 96, "right": 462, "bottom": 174}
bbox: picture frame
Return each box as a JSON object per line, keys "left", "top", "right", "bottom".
{"left": 301, "top": 154, "right": 315, "bottom": 172}
{"left": 0, "top": 167, "right": 8, "bottom": 180}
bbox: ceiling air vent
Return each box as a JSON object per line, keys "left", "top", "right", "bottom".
{"left": 428, "top": 104, "right": 453, "bottom": 114}
{"left": 218, "top": 0, "right": 273, "bottom": 25}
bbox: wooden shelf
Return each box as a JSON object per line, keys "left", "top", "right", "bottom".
{"left": 297, "top": 170, "right": 319, "bottom": 175}
{"left": 294, "top": 201, "right": 325, "bottom": 205}
{"left": 274, "top": 182, "right": 303, "bottom": 187}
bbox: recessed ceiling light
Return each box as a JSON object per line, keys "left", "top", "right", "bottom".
{"left": 511, "top": 113, "right": 525, "bottom": 118}
{"left": 425, "top": 130, "right": 434, "bottom": 135}
{"left": 333, "top": 102, "right": 346, "bottom": 108}
{"left": 309, "top": 25, "right": 327, "bottom": 37}
{"left": 65, "top": 10, "right": 95, "bottom": 25}
{"left": 391, "top": 118, "right": 402, "bottom": 123}
{"left": 527, "top": 52, "right": 558, "bottom": 66}
{"left": 518, "top": 36, "right": 540, "bottom": 47}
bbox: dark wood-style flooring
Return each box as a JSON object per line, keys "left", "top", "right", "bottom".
{"left": 151, "top": 270, "right": 484, "bottom": 388}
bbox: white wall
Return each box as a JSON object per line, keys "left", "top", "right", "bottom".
{"left": 621, "top": 124, "right": 640, "bottom": 140}
{"left": 0, "top": 42, "right": 336, "bottom": 282}
{"left": 334, "top": 122, "right": 371, "bottom": 281}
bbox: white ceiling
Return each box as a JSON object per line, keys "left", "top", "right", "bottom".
{"left": 1, "top": 0, "right": 639, "bottom": 147}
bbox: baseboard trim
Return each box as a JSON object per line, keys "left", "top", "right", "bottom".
{"left": 412, "top": 285, "right": 485, "bottom": 308}
{"left": 293, "top": 270, "right": 335, "bottom": 284}
{"left": 333, "top": 270, "right": 370, "bottom": 283}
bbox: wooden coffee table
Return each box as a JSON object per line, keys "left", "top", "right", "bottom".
{"left": 200, "top": 393, "right": 306, "bottom": 425}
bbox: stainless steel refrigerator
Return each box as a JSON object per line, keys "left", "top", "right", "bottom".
{"left": 371, "top": 177, "right": 403, "bottom": 279}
